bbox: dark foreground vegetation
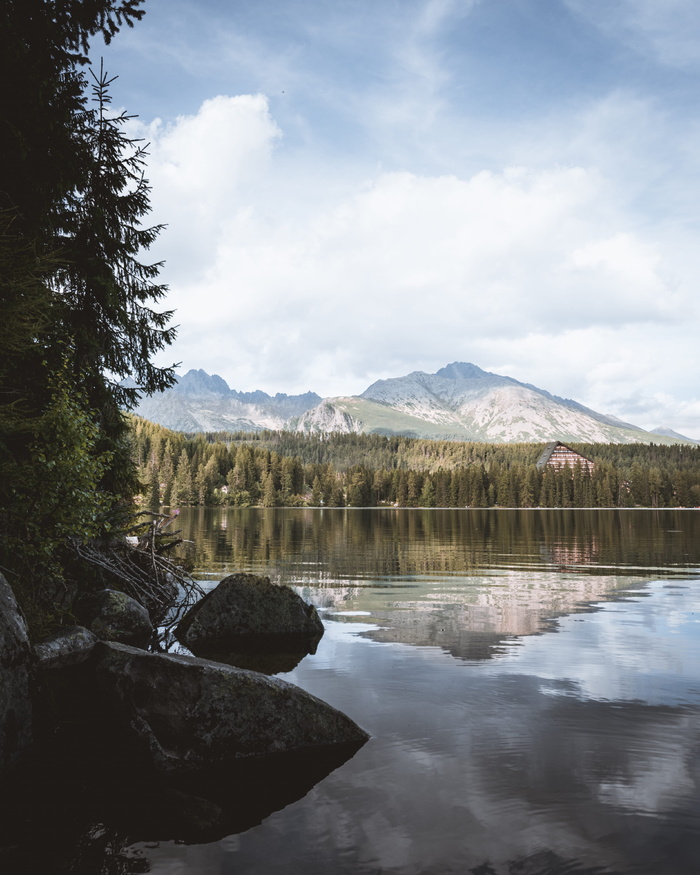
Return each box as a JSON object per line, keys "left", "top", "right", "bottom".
{"left": 132, "top": 418, "right": 700, "bottom": 510}
{"left": 0, "top": 1, "right": 178, "bottom": 633}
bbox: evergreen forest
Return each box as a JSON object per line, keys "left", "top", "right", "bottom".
{"left": 131, "top": 418, "right": 700, "bottom": 510}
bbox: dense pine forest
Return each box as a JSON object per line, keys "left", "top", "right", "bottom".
{"left": 131, "top": 417, "right": 700, "bottom": 509}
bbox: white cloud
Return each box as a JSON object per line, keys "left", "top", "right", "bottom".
{"left": 136, "top": 91, "right": 699, "bottom": 438}
{"left": 83, "top": 0, "right": 700, "bottom": 442}
{"left": 135, "top": 94, "right": 281, "bottom": 280}
{"left": 148, "top": 94, "right": 280, "bottom": 202}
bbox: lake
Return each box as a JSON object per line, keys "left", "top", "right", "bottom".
{"left": 133, "top": 507, "right": 700, "bottom": 874}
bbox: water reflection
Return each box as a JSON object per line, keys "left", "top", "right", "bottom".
{"left": 307, "top": 569, "right": 646, "bottom": 661}
{"left": 97, "top": 510, "right": 700, "bottom": 872}
{"left": 175, "top": 508, "right": 700, "bottom": 663}
{"left": 144, "top": 583, "right": 700, "bottom": 874}
{"left": 1, "top": 674, "right": 364, "bottom": 873}
{"left": 487, "top": 579, "right": 700, "bottom": 707}
{"left": 185, "top": 646, "right": 316, "bottom": 675}
{"left": 176, "top": 507, "right": 700, "bottom": 584}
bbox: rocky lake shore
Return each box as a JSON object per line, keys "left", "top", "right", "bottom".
{"left": 0, "top": 570, "right": 368, "bottom": 871}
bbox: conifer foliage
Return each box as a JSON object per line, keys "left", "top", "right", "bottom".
{"left": 131, "top": 419, "right": 700, "bottom": 510}
{"left": 53, "top": 63, "right": 177, "bottom": 497}
{"left": 56, "top": 62, "right": 176, "bottom": 413}
{"left": 0, "top": 1, "right": 176, "bottom": 610}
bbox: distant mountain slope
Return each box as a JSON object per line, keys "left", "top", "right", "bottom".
{"left": 133, "top": 369, "right": 321, "bottom": 432}
{"left": 132, "top": 363, "right": 691, "bottom": 445}
{"left": 650, "top": 427, "right": 700, "bottom": 445}
{"left": 293, "top": 363, "right": 685, "bottom": 445}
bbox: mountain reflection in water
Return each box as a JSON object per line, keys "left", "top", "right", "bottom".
{"left": 130, "top": 510, "right": 700, "bottom": 871}
{"left": 177, "top": 507, "right": 700, "bottom": 663}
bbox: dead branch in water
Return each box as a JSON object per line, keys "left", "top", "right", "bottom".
{"left": 68, "top": 509, "right": 205, "bottom": 629}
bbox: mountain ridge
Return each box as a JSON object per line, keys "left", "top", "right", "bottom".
{"left": 133, "top": 370, "right": 322, "bottom": 433}
{"left": 130, "top": 363, "right": 694, "bottom": 445}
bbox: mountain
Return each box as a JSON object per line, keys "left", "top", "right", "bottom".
{"left": 132, "top": 369, "right": 321, "bottom": 433}
{"left": 132, "top": 363, "right": 691, "bottom": 445}
{"left": 292, "top": 362, "right": 686, "bottom": 444}
{"left": 650, "top": 427, "right": 700, "bottom": 445}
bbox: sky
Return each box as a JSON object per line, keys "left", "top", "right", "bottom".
{"left": 96, "top": 0, "right": 700, "bottom": 436}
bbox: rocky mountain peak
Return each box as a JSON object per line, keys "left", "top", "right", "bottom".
{"left": 174, "top": 369, "right": 232, "bottom": 397}
{"left": 435, "top": 362, "right": 492, "bottom": 381}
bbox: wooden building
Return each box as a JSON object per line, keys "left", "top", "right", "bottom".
{"left": 536, "top": 441, "right": 595, "bottom": 474}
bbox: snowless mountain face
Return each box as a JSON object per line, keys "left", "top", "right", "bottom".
{"left": 132, "top": 363, "right": 690, "bottom": 444}
{"left": 293, "top": 363, "right": 684, "bottom": 444}
{"left": 132, "top": 369, "right": 321, "bottom": 433}
{"left": 650, "top": 427, "right": 700, "bottom": 445}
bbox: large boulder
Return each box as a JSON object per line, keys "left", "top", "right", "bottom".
{"left": 83, "top": 589, "right": 153, "bottom": 648}
{"left": 92, "top": 641, "right": 368, "bottom": 773}
{"left": 175, "top": 573, "right": 324, "bottom": 654}
{"left": 0, "top": 573, "right": 33, "bottom": 774}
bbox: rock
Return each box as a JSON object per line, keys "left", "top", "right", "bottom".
{"left": 33, "top": 625, "right": 98, "bottom": 670}
{"left": 86, "top": 589, "right": 153, "bottom": 648}
{"left": 0, "top": 573, "right": 32, "bottom": 774}
{"left": 175, "top": 573, "right": 324, "bottom": 654}
{"left": 92, "top": 641, "right": 369, "bottom": 773}
{"left": 199, "top": 648, "right": 310, "bottom": 675}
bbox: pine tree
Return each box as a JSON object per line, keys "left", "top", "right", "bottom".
{"left": 520, "top": 466, "right": 539, "bottom": 508}
{"left": 196, "top": 456, "right": 219, "bottom": 506}
{"left": 172, "top": 450, "right": 194, "bottom": 506}
{"left": 280, "top": 456, "right": 297, "bottom": 502}
{"left": 406, "top": 471, "right": 421, "bottom": 507}
{"left": 159, "top": 440, "right": 175, "bottom": 505}
{"left": 419, "top": 477, "right": 436, "bottom": 507}
{"left": 145, "top": 452, "right": 160, "bottom": 510}
{"left": 322, "top": 468, "right": 336, "bottom": 506}
{"left": 311, "top": 476, "right": 324, "bottom": 506}
{"left": 0, "top": 1, "right": 179, "bottom": 611}
{"left": 262, "top": 472, "right": 278, "bottom": 507}
{"left": 330, "top": 481, "right": 346, "bottom": 507}
{"left": 52, "top": 65, "right": 176, "bottom": 496}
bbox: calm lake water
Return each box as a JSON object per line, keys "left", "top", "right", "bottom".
{"left": 148, "top": 508, "right": 700, "bottom": 874}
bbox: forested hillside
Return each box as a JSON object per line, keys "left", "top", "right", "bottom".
{"left": 131, "top": 417, "right": 700, "bottom": 509}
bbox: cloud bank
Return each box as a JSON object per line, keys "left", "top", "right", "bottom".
{"left": 136, "top": 91, "right": 696, "bottom": 432}
{"left": 100, "top": 0, "right": 700, "bottom": 435}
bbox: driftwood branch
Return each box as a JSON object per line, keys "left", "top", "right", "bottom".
{"left": 67, "top": 510, "right": 205, "bottom": 642}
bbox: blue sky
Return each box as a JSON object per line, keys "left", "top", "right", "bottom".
{"left": 97, "top": 0, "right": 700, "bottom": 434}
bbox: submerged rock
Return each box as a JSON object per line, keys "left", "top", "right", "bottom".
{"left": 84, "top": 588, "right": 153, "bottom": 648}
{"left": 92, "top": 641, "right": 369, "bottom": 773}
{"left": 175, "top": 572, "right": 324, "bottom": 654}
{"left": 0, "top": 573, "right": 32, "bottom": 775}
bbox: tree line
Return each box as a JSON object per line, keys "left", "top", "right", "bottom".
{"left": 131, "top": 418, "right": 700, "bottom": 509}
